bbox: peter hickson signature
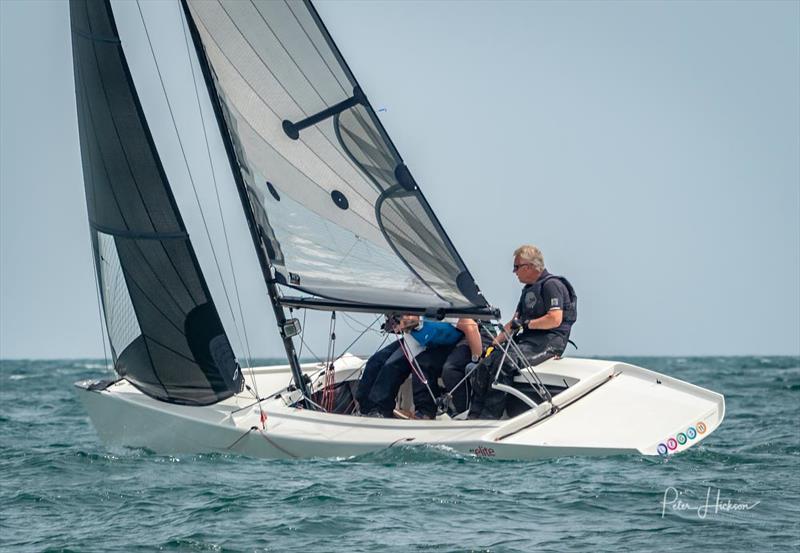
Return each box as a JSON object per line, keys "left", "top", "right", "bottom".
{"left": 662, "top": 487, "right": 760, "bottom": 518}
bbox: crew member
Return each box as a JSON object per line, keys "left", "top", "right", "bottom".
{"left": 469, "top": 245, "right": 577, "bottom": 419}
{"left": 438, "top": 319, "right": 492, "bottom": 416}
{"left": 356, "top": 315, "right": 462, "bottom": 418}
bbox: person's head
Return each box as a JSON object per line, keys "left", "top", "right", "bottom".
{"left": 512, "top": 244, "right": 544, "bottom": 284}
{"left": 384, "top": 313, "right": 420, "bottom": 333}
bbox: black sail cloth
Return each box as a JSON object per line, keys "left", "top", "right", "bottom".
{"left": 70, "top": 0, "right": 242, "bottom": 405}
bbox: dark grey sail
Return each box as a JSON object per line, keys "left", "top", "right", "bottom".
{"left": 184, "top": 0, "right": 497, "bottom": 319}
{"left": 70, "top": 0, "right": 243, "bottom": 405}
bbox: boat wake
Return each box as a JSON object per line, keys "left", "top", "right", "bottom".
{"left": 343, "top": 443, "right": 477, "bottom": 465}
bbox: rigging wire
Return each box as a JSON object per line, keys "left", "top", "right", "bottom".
{"left": 176, "top": 3, "right": 257, "bottom": 372}
{"left": 134, "top": 2, "right": 243, "bottom": 348}
{"left": 174, "top": 4, "right": 266, "bottom": 406}
{"left": 334, "top": 314, "right": 384, "bottom": 362}
{"left": 135, "top": 2, "right": 260, "bottom": 402}
{"left": 295, "top": 309, "right": 324, "bottom": 364}
{"left": 295, "top": 307, "right": 306, "bottom": 360}
{"left": 340, "top": 312, "right": 383, "bottom": 335}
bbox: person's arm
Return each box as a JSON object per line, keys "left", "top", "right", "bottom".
{"left": 525, "top": 309, "right": 563, "bottom": 330}
{"left": 491, "top": 313, "right": 519, "bottom": 346}
{"left": 456, "top": 318, "right": 483, "bottom": 360}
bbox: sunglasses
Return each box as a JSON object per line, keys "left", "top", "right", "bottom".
{"left": 513, "top": 263, "right": 533, "bottom": 272}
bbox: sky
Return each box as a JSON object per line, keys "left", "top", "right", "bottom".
{"left": 1, "top": 0, "right": 798, "bottom": 359}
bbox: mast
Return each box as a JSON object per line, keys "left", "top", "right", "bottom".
{"left": 179, "top": 0, "right": 311, "bottom": 401}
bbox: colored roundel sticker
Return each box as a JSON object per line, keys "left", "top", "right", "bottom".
{"left": 677, "top": 433, "right": 687, "bottom": 445}
{"left": 657, "top": 443, "right": 669, "bottom": 456}
{"left": 687, "top": 427, "right": 697, "bottom": 439}
{"left": 697, "top": 422, "right": 707, "bottom": 434}
{"left": 667, "top": 438, "right": 678, "bottom": 450}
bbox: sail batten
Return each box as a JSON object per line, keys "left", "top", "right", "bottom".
{"left": 185, "top": 0, "right": 495, "bottom": 315}
{"left": 190, "top": 14, "right": 383, "bottom": 223}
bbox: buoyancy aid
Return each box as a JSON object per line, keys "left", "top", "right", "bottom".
{"left": 516, "top": 272, "right": 577, "bottom": 337}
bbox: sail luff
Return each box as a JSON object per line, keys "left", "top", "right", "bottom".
{"left": 179, "top": 0, "right": 312, "bottom": 400}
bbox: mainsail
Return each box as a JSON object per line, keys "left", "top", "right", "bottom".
{"left": 183, "top": 0, "right": 496, "bottom": 317}
{"left": 70, "top": 0, "right": 243, "bottom": 405}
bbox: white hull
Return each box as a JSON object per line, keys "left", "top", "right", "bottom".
{"left": 76, "top": 356, "right": 724, "bottom": 460}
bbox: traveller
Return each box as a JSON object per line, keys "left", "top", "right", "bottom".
{"left": 469, "top": 245, "right": 577, "bottom": 419}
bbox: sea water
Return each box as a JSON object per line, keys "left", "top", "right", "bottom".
{"left": 1, "top": 357, "right": 797, "bottom": 552}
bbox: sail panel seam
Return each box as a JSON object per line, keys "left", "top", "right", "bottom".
{"left": 91, "top": 222, "right": 188, "bottom": 240}
{"left": 98, "top": 1, "right": 204, "bottom": 310}
{"left": 72, "top": 28, "right": 121, "bottom": 44}
{"left": 192, "top": 8, "right": 376, "bottom": 210}
{"left": 226, "top": 1, "right": 367, "bottom": 182}
{"left": 135, "top": 0, "right": 241, "bottom": 316}
{"left": 284, "top": 0, "right": 350, "bottom": 95}
{"left": 122, "top": 264, "right": 191, "bottom": 336}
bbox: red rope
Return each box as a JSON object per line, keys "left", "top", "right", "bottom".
{"left": 398, "top": 338, "right": 427, "bottom": 384}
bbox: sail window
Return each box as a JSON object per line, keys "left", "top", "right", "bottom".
{"left": 266, "top": 181, "right": 281, "bottom": 201}
{"left": 331, "top": 190, "right": 349, "bottom": 210}
{"left": 96, "top": 231, "right": 142, "bottom": 358}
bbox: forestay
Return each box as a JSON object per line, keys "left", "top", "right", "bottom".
{"left": 184, "top": 0, "right": 494, "bottom": 316}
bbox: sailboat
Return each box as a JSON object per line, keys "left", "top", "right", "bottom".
{"left": 70, "top": 0, "right": 724, "bottom": 460}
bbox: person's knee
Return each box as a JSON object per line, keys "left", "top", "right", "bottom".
{"left": 441, "top": 367, "right": 460, "bottom": 388}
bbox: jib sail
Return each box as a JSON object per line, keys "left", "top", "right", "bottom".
{"left": 70, "top": 0, "right": 243, "bottom": 405}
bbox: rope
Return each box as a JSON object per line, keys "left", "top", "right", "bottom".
{"left": 225, "top": 426, "right": 256, "bottom": 450}
{"left": 322, "top": 312, "right": 337, "bottom": 412}
{"left": 396, "top": 337, "right": 438, "bottom": 407}
{"left": 256, "top": 428, "right": 297, "bottom": 458}
{"left": 440, "top": 322, "right": 497, "bottom": 408}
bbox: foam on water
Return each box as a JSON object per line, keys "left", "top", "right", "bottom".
{"left": 0, "top": 357, "right": 798, "bottom": 552}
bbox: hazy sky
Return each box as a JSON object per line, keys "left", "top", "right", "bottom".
{"left": 1, "top": 0, "right": 798, "bottom": 359}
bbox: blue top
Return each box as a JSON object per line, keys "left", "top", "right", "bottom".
{"left": 410, "top": 320, "right": 463, "bottom": 347}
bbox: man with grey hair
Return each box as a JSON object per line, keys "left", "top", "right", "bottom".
{"left": 468, "top": 244, "right": 577, "bottom": 419}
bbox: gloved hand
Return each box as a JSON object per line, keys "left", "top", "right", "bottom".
{"left": 500, "top": 363, "right": 520, "bottom": 377}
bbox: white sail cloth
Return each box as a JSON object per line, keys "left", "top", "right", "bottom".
{"left": 186, "top": 0, "right": 489, "bottom": 311}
